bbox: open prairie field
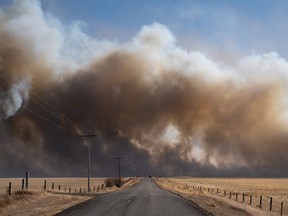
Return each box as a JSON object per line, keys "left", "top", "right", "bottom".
{"left": 165, "top": 177, "right": 288, "bottom": 215}
{"left": 0, "top": 178, "right": 108, "bottom": 194}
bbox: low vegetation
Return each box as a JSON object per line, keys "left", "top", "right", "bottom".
{"left": 0, "top": 190, "right": 34, "bottom": 208}
{"left": 105, "top": 178, "right": 132, "bottom": 188}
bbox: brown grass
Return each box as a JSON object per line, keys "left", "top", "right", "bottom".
{"left": 0, "top": 190, "right": 92, "bottom": 216}
{"left": 0, "top": 178, "right": 108, "bottom": 194}
{"left": 156, "top": 178, "right": 288, "bottom": 216}
{"left": 0, "top": 177, "right": 141, "bottom": 216}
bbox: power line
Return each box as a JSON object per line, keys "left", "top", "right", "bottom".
{"left": 0, "top": 68, "right": 90, "bottom": 135}
{"left": 30, "top": 92, "right": 92, "bottom": 134}
{"left": 0, "top": 68, "right": 87, "bottom": 132}
{"left": 29, "top": 96, "right": 86, "bottom": 133}
{"left": 24, "top": 107, "right": 77, "bottom": 135}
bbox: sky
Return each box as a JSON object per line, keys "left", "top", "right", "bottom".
{"left": 1, "top": 0, "right": 288, "bottom": 178}
{"left": 38, "top": 0, "right": 288, "bottom": 58}
{"left": 0, "top": 0, "right": 285, "bottom": 55}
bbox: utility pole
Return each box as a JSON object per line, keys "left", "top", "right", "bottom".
{"left": 115, "top": 156, "right": 123, "bottom": 183}
{"left": 80, "top": 134, "right": 96, "bottom": 192}
{"left": 133, "top": 166, "right": 138, "bottom": 177}
{"left": 128, "top": 164, "right": 132, "bottom": 178}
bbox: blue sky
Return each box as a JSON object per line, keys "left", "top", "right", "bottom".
{"left": 2, "top": 0, "right": 288, "bottom": 58}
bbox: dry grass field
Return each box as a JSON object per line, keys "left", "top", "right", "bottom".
{"left": 0, "top": 177, "right": 140, "bottom": 216}
{"left": 158, "top": 177, "right": 288, "bottom": 215}
{"left": 0, "top": 190, "right": 93, "bottom": 216}
{"left": 0, "top": 177, "right": 108, "bottom": 194}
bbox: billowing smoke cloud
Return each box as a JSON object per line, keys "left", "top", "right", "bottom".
{"left": 1, "top": 0, "right": 288, "bottom": 177}
{"left": 0, "top": 79, "right": 30, "bottom": 119}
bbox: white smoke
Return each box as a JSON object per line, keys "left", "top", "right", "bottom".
{"left": 0, "top": 79, "right": 30, "bottom": 119}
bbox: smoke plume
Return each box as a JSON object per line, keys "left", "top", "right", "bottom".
{"left": 1, "top": 0, "right": 288, "bottom": 177}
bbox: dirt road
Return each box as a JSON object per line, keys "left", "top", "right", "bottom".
{"left": 57, "top": 178, "right": 207, "bottom": 216}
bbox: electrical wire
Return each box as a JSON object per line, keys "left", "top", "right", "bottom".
{"left": 30, "top": 92, "right": 92, "bottom": 134}
{"left": 0, "top": 68, "right": 91, "bottom": 135}
{"left": 24, "top": 107, "right": 77, "bottom": 135}
{"left": 29, "top": 96, "right": 89, "bottom": 133}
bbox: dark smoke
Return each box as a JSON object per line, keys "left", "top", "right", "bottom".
{"left": 1, "top": 0, "right": 288, "bottom": 177}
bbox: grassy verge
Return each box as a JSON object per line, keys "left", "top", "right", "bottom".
{"left": 155, "top": 178, "right": 274, "bottom": 216}
{"left": 0, "top": 178, "right": 141, "bottom": 216}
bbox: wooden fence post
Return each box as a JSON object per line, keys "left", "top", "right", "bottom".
{"left": 242, "top": 193, "right": 245, "bottom": 203}
{"left": 217, "top": 188, "right": 219, "bottom": 194}
{"left": 229, "top": 192, "right": 231, "bottom": 199}
{"left": 250, "top": 194, "right": 252, "bottom": 205}
{"left": 22, "top": 178, "right": 25, "bottom": 190}
{"left": 69, "top": 188, "right": 71, "bottom": 193}
{"left": 259, "top": 195, "right": 262, "bottom": 208}
{"left": 281, "top": 202, "right": 283, "bottom": 215}
{"left": 8, "top": 182, "right": 11, "bottom": 195}
{"left": 58, "top": 185, "right": 61, "bottom": 191}
{"left": 44, "top": 180, "right": 47, "bottom": 190}
{"left": 52, "top": 182, "right": 54, "bottom": 190}
{"left": 25, "top": 171, "right": 29, "bottom": 189}
{"left": 269, "top": 197, "right": 272, "bottom": 211}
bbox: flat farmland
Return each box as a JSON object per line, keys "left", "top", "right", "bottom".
{"left": 0, "top": 178, "right": 107, "bottom": 194}
{"left": 165, "top": 178, "right": 288, "bottom": 215}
